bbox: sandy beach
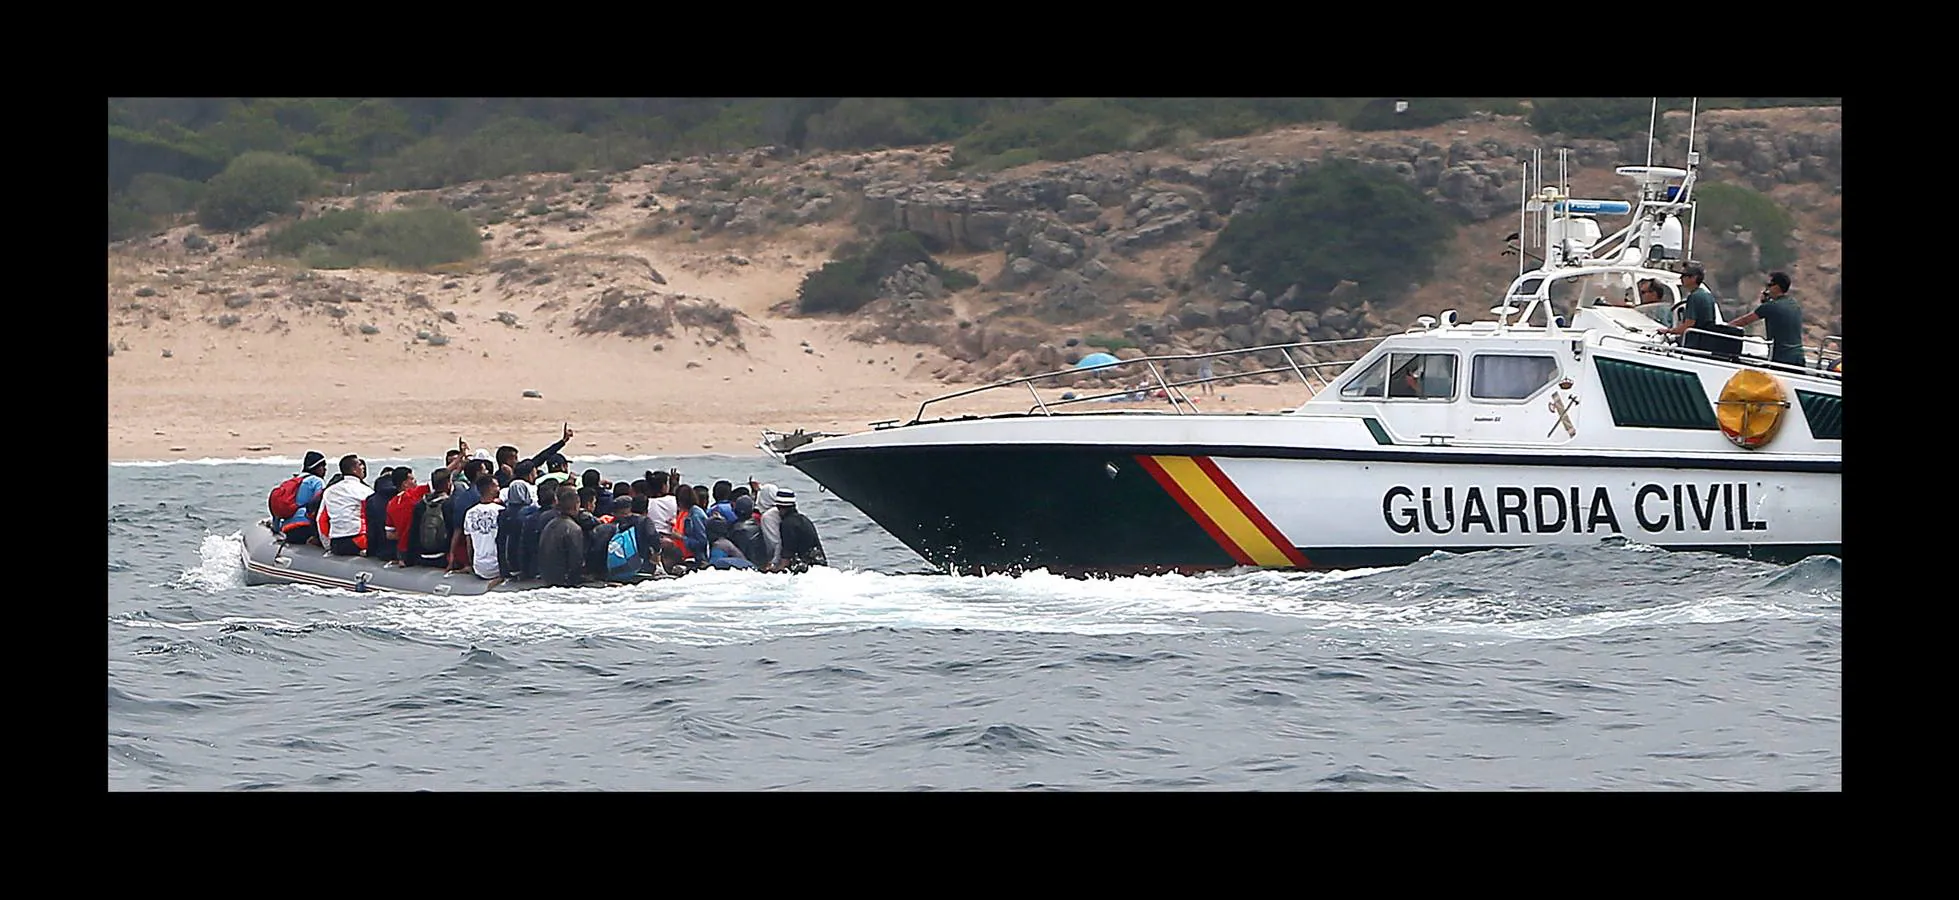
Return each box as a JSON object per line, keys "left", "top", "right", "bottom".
{"left": 107, "top": 217, "right": 1315, "bottom": 466}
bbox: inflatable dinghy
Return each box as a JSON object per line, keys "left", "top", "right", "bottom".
{"left": 238, "top": 518, "right": 672, "bottom": 595}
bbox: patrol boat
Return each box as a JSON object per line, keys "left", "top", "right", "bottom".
{"left": 764, "top": 129, "right": 1842, "bottom": 576}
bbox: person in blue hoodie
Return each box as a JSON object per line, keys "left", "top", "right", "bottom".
{"left": 272, "top": 450, "right": 331, "bottom": 545}
{"left": 496, "top": 479, "right": 537, "bottom": 579}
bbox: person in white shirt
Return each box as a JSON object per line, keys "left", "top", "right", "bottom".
{"left": 646, "top": 469, "right": 678, "bottom": 548}
{"left": 460, "top": 474, "right": 505, "bottom": 581}
{"left": 756, "top": 483, "right": 784, "bottom": 567}
{"left": 319, "top": 455, "right": 374, "bottom": 557}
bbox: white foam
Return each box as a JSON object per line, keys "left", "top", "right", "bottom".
{"left": 113, "top": 456, "right": 421, "bottom": 468}
{"left": 173, "top": 532, "right": 248, "bottom": 592}
{"left": 319, "top": 564, "right": 1530, "bottom": 647}
{"left": 145, "top": 539, "right": 1835, "bottom": 649}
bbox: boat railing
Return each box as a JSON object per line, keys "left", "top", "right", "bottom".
{"left": 1817, "top": 335, "right": 1843, "bottom": 370}
{"left": 909, "top": 336, "right": 1388, "bottom": 424}
{"left": 1597, "top": 330, "right": 1844, "bottom": 381}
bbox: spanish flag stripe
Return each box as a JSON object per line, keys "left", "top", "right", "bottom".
{"left": 1133, "top": 454, "right": 1256, "bottom": 566}
{"left": 1148, "top": 455, "right": 1294, "bottom": 567}
{"left": 1191, "top": 456, "right": 1314, "bottom": 568}
{"left": 1158, "top": 457, "right": 1294, "bottom": 567}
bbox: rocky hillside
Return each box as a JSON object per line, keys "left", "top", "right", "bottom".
{"left": 108, "top": 106, "right": 1841, "bottom": 384}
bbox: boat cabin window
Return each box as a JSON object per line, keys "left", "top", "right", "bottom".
{"left": 1341, "top": 352, "right": 1457, "bottom": 400}
{"left": 1470, "top": 354, "right": 1560, "bottom": 400}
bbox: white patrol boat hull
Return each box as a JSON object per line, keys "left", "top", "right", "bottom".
{"left": 784, "top": 411, "right": 1838, "bottom": 575}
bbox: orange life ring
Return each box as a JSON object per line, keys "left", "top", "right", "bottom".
{"left": 1716, "top": 369, "right": 1789, "bottom": 449}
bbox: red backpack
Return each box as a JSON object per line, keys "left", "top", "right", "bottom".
{"left": 268, "top": 475, "right": 304, "bottom": 519}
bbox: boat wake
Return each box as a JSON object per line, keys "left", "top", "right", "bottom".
{"left": 168, "top": 536, "right": 1838, "bottom": 649}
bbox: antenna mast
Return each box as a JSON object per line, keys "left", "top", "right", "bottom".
{"left": 1685, "top": 97, "right": 1699, "bottom": 262}
{"left": 1646, "top": 97, "right": 1658, "bottom": 167}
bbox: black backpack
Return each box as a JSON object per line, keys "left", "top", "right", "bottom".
{"left": 415, "top": 494, "right": 449, "bottom": 555}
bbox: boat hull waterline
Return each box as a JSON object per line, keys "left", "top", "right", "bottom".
{"left": 790, "top": 439, "right": 1838, "bottom": 575}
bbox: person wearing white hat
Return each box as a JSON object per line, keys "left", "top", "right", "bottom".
{"left": 756, "top": 484, "right": 783, "bottom": 567}
{"left": 771, "top": 489, "right": 828, "bottom": 572}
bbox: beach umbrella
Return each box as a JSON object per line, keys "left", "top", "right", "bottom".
{"left": 1075, "top": 352, "right": 1121, "bottom": 369}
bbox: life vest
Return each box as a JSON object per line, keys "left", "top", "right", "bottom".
{"left": 674, "top": 507, "right": 696, "bottom": 560}
{"left": 316, "top": 506, "right": 367, "bottom": 550}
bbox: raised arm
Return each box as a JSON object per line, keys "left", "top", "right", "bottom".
{"left": 518, "top": 425, "right": 575, "bottom": 470}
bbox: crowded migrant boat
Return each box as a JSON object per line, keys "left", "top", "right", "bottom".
{"left": 249, "top": 425, "right": 828, "bottom": 594}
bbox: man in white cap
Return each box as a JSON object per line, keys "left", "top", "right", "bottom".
{"left": 770, "top": 489, "right": 828, "bottom": 572}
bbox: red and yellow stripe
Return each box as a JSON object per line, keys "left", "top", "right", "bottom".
{"left": 1135, "top": 455, "right": 1312, "bottom": 568}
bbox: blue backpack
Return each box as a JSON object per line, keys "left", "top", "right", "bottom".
{"left": 606, "top": 522, "right": 640, "bottom": 575}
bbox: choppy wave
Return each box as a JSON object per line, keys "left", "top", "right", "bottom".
{"left": 156, "top": 534, "right": 1839, "bottom": 650}
{"left": 111, "top": 459, "right": 1842, "bottom": 791}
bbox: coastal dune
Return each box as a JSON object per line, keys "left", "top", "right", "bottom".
{"left": 107, "top": 220, "right": 1310, "bottom": 464}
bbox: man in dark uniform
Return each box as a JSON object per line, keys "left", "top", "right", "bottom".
{"left": 1664, "top": 263, "right": 1720, "bottom": 342}
{"left": 1728, "top": 271, "right": 1807, "bottom": 368}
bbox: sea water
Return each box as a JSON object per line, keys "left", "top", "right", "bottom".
{"left": 108, "top": 456, "right": 1841, "bottom": 790}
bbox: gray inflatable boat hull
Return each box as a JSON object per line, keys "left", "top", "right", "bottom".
{"left": 239, "top": 519, "right": 659, "bottom": 595}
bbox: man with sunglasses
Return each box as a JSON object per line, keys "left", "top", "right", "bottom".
{"left": 1663, "top": 264, "right": 1719, "bottom": 340}
{"left": 1727, "top": 271, "right": 1806, "bottom": 368}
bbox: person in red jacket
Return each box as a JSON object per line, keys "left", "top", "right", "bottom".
{"left": 388, "top": 469, "right": 428, "bottom": 565}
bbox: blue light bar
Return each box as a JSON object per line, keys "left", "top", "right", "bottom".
{"left": 1551, "top": 199, "right": 1633, "bottom": 215}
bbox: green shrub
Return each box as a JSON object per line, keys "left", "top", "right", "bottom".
{"left": 796, "top": 230, "right": 972, "bottom": 314}
{"left": 108, "top": 199, "right": 155, "bottom": 243}
{"left": 127, "top": 173, "right": 207, "bottom": 217}
{"left": 364, "top": 117, "right": 659, "bottom": 191}
{"left": 196, "top": 152, "right": 322, "bottom": 231}
{"left": 262, "top": 206, "right": 481, "bottom": 270}
{"left": 1345, "top": 97, "right": 1473, "bottom": 132}
{"left": 804, "top": 97, "right": 933, "bottom": 150}
{"left": 1691, "top": 182, "right": 1796, "bottom": 272}
{"left": 952, "top": 99, "right": 1147, "bottom": 168}
{"left": 1199, "top": 158, "right": 1456, "bottom": 307}
{"left": 797, "top": 257, "right": 872, "bottom": 314}
{"left": 1528, "top": 98, "right": 1667, "bottom": 141}
{"left": 263, "top": 208, "right": 369, "bottom": 258}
